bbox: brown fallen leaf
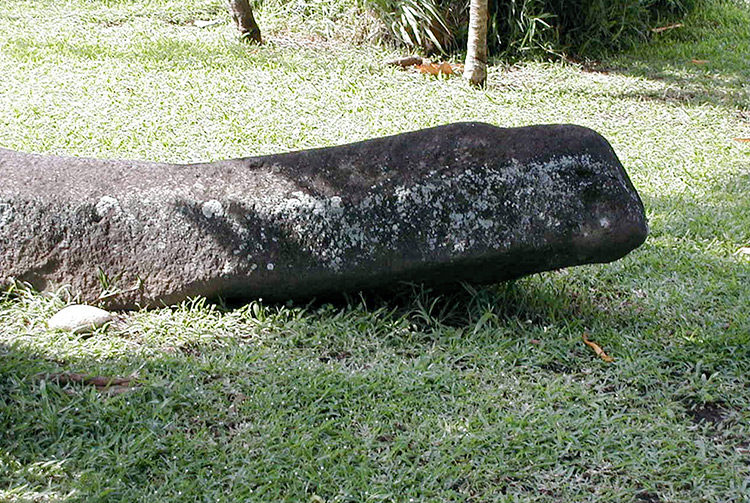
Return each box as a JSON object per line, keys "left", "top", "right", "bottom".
{"left": 416, "top": 63, "right": 437, "bottom": 75}
{"left": 734, "top": 138, "right": 750, "bottom": 143}
{"left": 439, "top": 62, "right": 455, "bottom": 75}
{"left": 418, "top": 62, "right": 446, "bottom": 76}
{"left": 691, "top": 59, "right": 709, "bottom": 65}
{"left": 651, "top": 22, "right": 683, "bottom": 33}
{"left": 417, "top": 61, "right": 460, "bottom": 77}
{"left": 582, "top": 332, "right": 614, "bottom": 363}
{"left": 386, "top": 56, "right": 423, "bottom": 68}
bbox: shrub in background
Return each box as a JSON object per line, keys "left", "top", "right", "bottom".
{"left": 255, "top": 0, "right": 702, "bottom": 58}
{"left": 366, "top": 0, "right": 454, "bottom": 52}
{"left": 368, "top": 0, "right": 701, "bottom": 58}
{"left": 257, "top": 0, "right": 387, "bottom": 43}
{"left": 543, "top": 0, "right": 697, "bottom": 56}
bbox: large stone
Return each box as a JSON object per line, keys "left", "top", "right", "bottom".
{"left": 0, "top": 122, "right": 647, "bottom": 309}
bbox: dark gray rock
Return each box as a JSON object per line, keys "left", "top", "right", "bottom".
{"left": 0, "top": 122, "right": 647, "bottom": 309}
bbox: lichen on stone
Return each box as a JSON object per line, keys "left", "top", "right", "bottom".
{"left": 201, "top": 199, "right": 224, "bottom": 219}
{"left": 0, "top": 202, "right": 12, "bottom": 229}
{"left": 226, "top": 151, "right": 625, "bottom": 273}
{"left": 95, "top": 196, "right": 120, "bottom": 219}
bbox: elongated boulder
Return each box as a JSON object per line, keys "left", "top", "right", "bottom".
{"left": 0, "top": 122, "right": 647, "bottom": 309}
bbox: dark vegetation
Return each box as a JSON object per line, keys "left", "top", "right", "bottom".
{"left": 369, "top": 0, "right": 702, "bottom": 57}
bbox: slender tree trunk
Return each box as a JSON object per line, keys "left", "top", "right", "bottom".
{"left": 463, "top": 0, "right": 489, "bottom": 87}
{"left": 228, "top": 0, "right": 262, "bottom": 43}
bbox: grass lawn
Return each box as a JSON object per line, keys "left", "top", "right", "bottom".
{"left": 1, "top": 0, "right": 749, "bottom": 501}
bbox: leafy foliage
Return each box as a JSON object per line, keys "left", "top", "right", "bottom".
{"left": 364, "top": 0, "right": 706, "bottom": 57}
{"left": 368, "top": 0, "right": 454, "bottom": 53}
{"left": 542, "top": 0, "right": 697, "bottom": 56}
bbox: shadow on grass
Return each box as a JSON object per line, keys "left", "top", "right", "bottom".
{"left": 641, "top": 169, "right": 750, "bottom": 239}
{"left": 2, "top": 229, "right": 749, "bottom": 501}
{"left": 581, "top": 57, "right": 750, "bottom": 110}
{"left": 576, "top": 2, "right": 750, "bottom": 111}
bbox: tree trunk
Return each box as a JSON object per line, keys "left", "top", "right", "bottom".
{"left": 228, "top": 0, "right": 262, "bottom": 43}
{"left": 463, "top": 0, "right": 489, "bottom": 87}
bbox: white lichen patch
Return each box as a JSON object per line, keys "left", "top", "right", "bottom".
{"left": 477, "top": 218, "right": 494, "bottom": 229}
{"left": 248, "top": 190, "right": 370, "bottom": 271}
{"left": 226, "top": 152, "right": 626, "bottom": 273}
{"left": 0, "top": 202, "right": 12, "bottom": 229}
{"left": 599, "top": 217, "right": 611, "bottom": 228}
{"left": 201, "top": 199, "right": 224, "bottom": 219}
{"left": 221, "top": 260, "right": 235, "bottom": 276}
{"left": 95, "top": 196, "right": 120, "bottom": 219}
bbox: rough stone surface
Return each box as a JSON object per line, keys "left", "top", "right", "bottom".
{"left": 0, "top": 122, "right": 648, "bottom": 309}
{"left": 48, "top": 305, "right": 114, "bottom": 333}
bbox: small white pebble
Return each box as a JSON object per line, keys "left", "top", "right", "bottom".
{"left": 48, "top": 305, "right": 113, "bottom": 333}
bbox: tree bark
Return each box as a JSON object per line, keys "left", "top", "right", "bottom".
{"left": 228, "top": 0, "right": 262, "bottom": 43}
{"left": 463, "top": 0, "right": 489, "bottom": 87}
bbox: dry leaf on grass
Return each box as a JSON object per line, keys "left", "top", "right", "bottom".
{"left": 386, "top": 56, "right": 423, "bottom": 68}
{"left": 388, "top": 57, "right": 463, "bottom": 78}
{"left": 39, "top": 372, "right": 139, "bottom": 395}
{"left": 417, "top": 62, "right": 464, "bottom": 77}
{"left": 691, "top": 59, "right": 709, "bottom": 65}
{"left": 651, "top": 23, "right": 684, "bottom": 33}
{"left": 582, "top": 332, "right": 614, "bottom": 363}
{"left": 734, "top": 138, "right": 750, "bottom": 143}
{"left": 417, "top": 62, "right": 453, "bottom": 76}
